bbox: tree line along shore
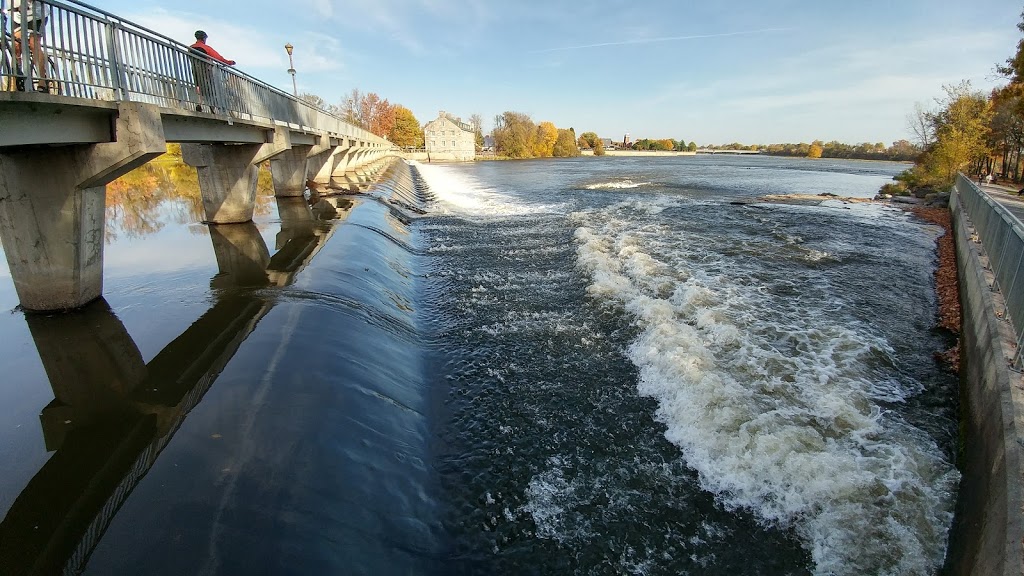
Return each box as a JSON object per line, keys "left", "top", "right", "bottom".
{"left": 297, "top": 90, "right": 921, "bottom": 162}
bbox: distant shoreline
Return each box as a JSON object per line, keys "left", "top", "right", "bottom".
{"left": 586, "top": 150, "right": 697, "bottom": 157}
{"left": 413, "top": 151, "right": 914, "bottom": 163}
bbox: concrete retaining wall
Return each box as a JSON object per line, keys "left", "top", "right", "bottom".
{"left": 945, "top": 195, "right": 1024, "bottom": 575}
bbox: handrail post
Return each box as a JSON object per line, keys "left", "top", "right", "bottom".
{"left": 105, "top": 19, "right": 126, "bottom": 101}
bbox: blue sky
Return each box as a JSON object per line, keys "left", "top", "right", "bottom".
{"left": 103, "top": 0, "right": 1020, "bottom": 145}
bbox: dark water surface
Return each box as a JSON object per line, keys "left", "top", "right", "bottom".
{"left": 0, "top": 155, "right": 958, "bottom": 575}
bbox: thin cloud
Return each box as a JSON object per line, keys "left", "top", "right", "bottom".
{"left": 532, "top": 28, "right": 794, "bottom": 53}
{"left": 127, "top": 9, "right": 343, "bottom": 74}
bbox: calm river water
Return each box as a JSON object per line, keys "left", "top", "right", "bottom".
{"left": 0, "top": 155, "right": 959, "bottom": 575}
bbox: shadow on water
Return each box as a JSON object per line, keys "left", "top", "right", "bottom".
{"left": 0, "top": 161, "right": 439, "bottom": 575}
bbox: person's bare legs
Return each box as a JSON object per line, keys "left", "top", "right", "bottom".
{"left": 12, "top": 27, "right": 49, "bottom": 91}
{"left": 28, "top": 30, "right": 49, "bottom": 91}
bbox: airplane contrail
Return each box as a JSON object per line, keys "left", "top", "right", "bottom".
{"left": 531, "top": 28, "right": 794, "bottom": 53}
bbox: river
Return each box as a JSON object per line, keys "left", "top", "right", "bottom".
{"left": 0, "top": 154, "right": 959, "bottom": 575}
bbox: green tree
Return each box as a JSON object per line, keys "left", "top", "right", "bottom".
{"left": 926, "top": 81, "right": 992, "bottom": 182}
{"left": 389, "top": 106, "right": 423, "bottom": 148}
{"left": 578, "top": 131, "right": 600, "bottom": 149}
{"left": 896, "top": 81, "right": 992, "bottom": 189}
{"left": 552, "top": 129, "right": 581, "bottom": 157}
{"left": 493, "top": 111, "right": 536, "bottom": 158}
{"left": 687, "top": 141, "right": 697, "bottom": 151}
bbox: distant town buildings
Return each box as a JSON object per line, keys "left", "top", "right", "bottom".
{"left": 424, "top": 111, "right": 475, "bottom": 162}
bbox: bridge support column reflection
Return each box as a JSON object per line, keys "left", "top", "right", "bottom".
{"left": 0, "top": 298, "right": 154, "bottom": 576}
{"left": 26, "top": 298, "right": 148, "bottom": 451}
{"left": 0, "top": 189, "right": 353, "bottom": 575}
{"left": 209, "top": 222, "right": 271, "bottom": 288}
{"left": 276, "top": 198, "right": 317, "bottom": 246}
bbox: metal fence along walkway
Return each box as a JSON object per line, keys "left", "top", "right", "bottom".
{"left": 0, "top": 0, "right": 386, "bottom": 145}
{"left": 954, "top": 173, "right": 1024, "bottom": 370}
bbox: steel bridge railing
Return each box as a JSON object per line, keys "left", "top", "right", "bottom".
{"left": 0, "top": 0, "right": 389, "bottom": 146}
{"left": 953, "top": 173, "right": 1024, "bottom": 370}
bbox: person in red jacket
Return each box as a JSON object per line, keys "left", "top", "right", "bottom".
{"left": 188, "top": 30, "right": 235, "bottom": 112}
{"left": 189, "top": 30, "right": 235, "bottom": 66}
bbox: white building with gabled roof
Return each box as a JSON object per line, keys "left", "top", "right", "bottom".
{"left": 423, "top": 111, "right": 475, "bottom": 162}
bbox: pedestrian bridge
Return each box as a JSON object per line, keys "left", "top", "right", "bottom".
{"left": 0, "top": 0, "right": 397, "bottom": 311}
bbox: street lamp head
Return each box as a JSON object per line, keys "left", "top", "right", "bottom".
{"left": 284, "top": 43, "right": 297, "bottom": 96}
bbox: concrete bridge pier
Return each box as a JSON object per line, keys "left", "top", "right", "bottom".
{"left": 185, "top": 127, "right": 296, "bottom": 222}
{"left": 251, "top": 126, "right": 305, "bottom": 198}
{"left": 306, "top": 134, "right": 339, "bottom": 190}
{"left": 0, "top": 103, "right": 166, "bottom": 311}
{"left": 269, "top": 147, "right": 311, "bottom": 197}
{"left": 182, "top": 144, "right": 263, "bottom": 223}
{"left": 349, "top": 149, "right": 374, "bottom": 182}
{"left": 329, "top": 147, "right": 359, "bottom": 188}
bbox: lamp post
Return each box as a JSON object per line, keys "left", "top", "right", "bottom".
{"left": 284, "top": 43, "right": 296, "bottom": 96}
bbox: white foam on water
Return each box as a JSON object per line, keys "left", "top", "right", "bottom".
{"left": 522, "top": 455, "right": 608, "bottom": 545}
{"left": 585, "top": 179, "right": 652, "bottom": 190}
{"left": 601, "top": 197, "right": 679, "bottom": 215}
{"left": 522, "top": 454, "right": 709, "bottom": 574}
{"left": 570, "top": 205, "right": 959, "bottom": 575}
{"left": 412, "top": 161, "right": 561, "bottom": 216}
{"left": 478, "top": 311, "right": 599, "bottom": 339}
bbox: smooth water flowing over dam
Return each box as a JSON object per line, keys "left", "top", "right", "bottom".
{"left": 0, "top": 155, "right": 959, "bottom": 575}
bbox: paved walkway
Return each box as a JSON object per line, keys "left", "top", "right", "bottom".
{"left": 979, "top": 183, "right": 1024, "bottom": 226}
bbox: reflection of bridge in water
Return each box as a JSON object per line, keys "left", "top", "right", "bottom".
{"left": 0, "top": 0, "right": 398, "bottom": 312}
{"left": 0, "top": 193, "right": 355, "bottom": 576}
